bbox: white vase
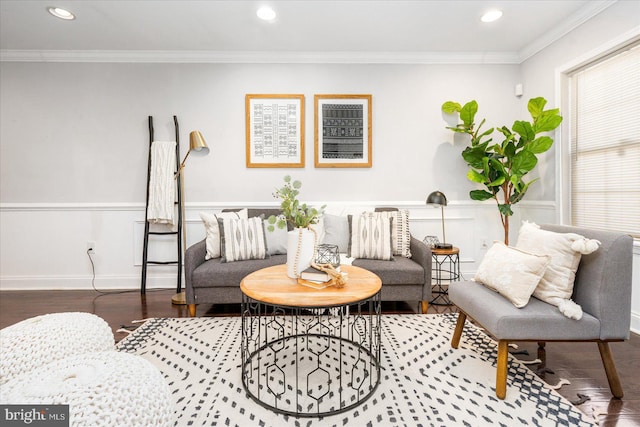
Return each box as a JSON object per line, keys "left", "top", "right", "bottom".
{"left": 286, "top": 228, "right": 316, "bottom": 278}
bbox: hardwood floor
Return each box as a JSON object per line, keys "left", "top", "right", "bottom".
{"left": 1, "top": 289, "right": 638, "bottom": 426}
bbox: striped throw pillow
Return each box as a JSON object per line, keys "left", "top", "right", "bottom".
{"left": 373, "top": 210, "right": 412, "bottom": 258}
{"left": 348, "top": 214, "right": 393, "bottom": 260}
{"left": 199, "top": 209, "right": 248, "bottom": 259}
{"left": 218, "top": 217, "right": 268, "bottom": 263}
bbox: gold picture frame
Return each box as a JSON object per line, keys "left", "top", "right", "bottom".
{"left": 314, "top": 94, "right": 372, "bottom": 168}
{"left": 245, "top": 94, "right": 305, "bottom": 168}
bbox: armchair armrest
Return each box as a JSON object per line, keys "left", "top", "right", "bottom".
{"left": 185, "top": 239, "right": 208, "bottom": 304}
{"left": 410, "top": 236, "right": 432, "bottom": 301}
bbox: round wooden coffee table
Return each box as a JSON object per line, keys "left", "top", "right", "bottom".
{"left": 240, "top": 264, "right": 382, "bottom": 417}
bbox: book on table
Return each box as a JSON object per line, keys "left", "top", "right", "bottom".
{"left": 300, "top": 266, "right": 330, "bottom": 282}
{"left": 296, "top": 277, "right": 335, "bottom": 290}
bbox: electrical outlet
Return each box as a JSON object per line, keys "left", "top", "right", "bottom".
{"left": 480, "top": 238, "right": 488, "bottom": 250}
{"left": 86, "top": 241, "right": 96, "bottom": 254}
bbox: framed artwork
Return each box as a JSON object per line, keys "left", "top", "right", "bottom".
{"left": 245, "top": 94, "right": 305, "bottom": 168}
{"left": 314, "top": 94, "right": 372, "bottom": 168}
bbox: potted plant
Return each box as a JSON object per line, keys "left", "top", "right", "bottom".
{"left": 267, "top": 175, "right": 324, "bottom": 231}
{"left": 268, "top": 176, "right": 325, "bottom": 278}
{"left": 442, "top": 97, "right": 562, "bottom": 244}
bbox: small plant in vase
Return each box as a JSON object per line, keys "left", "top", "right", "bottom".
{"left": 267, "top": 175, "right": 325, "bottom": 231}
{"left": 268, "top": 176, "right": 326, "bottom": 278}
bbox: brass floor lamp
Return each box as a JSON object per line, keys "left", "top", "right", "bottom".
{"left": 172, "top": 130, "right": 209, "bottom": 305}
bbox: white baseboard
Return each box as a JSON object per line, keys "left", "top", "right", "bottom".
{"left": 631, "top": 310, "right": 640, "bottom": 335}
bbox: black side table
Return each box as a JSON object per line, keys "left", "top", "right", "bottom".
{"left": 430, "top": 246, "right": 460, "bottom": 305}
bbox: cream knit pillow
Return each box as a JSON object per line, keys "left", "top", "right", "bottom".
{"left": 474, "top": 242, "right": 551, "bottom": 308}
{"left": 515, "top": 221, "right": 600, "bottom": 319}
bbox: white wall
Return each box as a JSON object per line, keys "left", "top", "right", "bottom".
{"left": 519, "top": 0, "right": 640, "bottom": 332}
{"left": 519, "top": 0, "right": 640, "bottom": 204}
{"left": 0, "top": 61, "right": 522, "bottom": 291}
{"left": 1, "top": 62, "right": 522, "bottom": 204}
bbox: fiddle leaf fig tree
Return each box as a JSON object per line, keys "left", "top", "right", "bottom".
{"left": 442, "top": 97, "right": 562, "bottom": 244}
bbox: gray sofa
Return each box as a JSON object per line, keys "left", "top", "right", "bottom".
{"left": 185, "top": 208, "right": 432, "bottom": 316}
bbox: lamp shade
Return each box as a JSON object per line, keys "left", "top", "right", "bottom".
{"left": 426, "top": 191, "right": 447, "bottom": 207}
{"left": 189, "top": 131, "right": 209, "bottom": 155}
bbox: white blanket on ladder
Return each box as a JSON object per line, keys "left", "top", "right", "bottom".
{"left": 147, "top": 141, "right": 177, "bottom": 225}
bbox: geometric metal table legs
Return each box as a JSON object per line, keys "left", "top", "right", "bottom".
{"left": 241, "top": 292, "right": 381, "bottom": 417}
{"left": 430, "top": 247, "right": 460, "bottom": 305}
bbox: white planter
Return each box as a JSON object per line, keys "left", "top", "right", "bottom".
{"left": 286, "top": 228, "right": 316, "bottom": 278}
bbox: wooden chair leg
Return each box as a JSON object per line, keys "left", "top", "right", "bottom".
{"left": 188, "top": 304, "right": 196, "bottom": 317}
{"left": 420, "top": 300, "right": 429, "bottom": 314}
{"left": 496, "top": 340, "right": 509, "bottom": 399}
{"left": 598, "top": 341, "right": 624, "bottom": 398}
{"left": 451, "top": 312, "right": 467, "bottom": 349}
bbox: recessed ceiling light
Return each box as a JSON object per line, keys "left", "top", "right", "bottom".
{"left": 256, "top": 6, "right": 276, "bottom": 21}
{"left": 47, "top": 7, "right": 75, "bottom": 20}
{"left": 481, "top": 9, "right": 503, "bottom": 23}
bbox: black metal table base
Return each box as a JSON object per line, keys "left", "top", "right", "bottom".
{"left": 430, "top": 286, "right": 451, "bottom": 305}
{"left": 430, "top": 250, "right": 460, "bottom": 306}
{"left": 241, "top": 293, "right": 381, "bottom": 417}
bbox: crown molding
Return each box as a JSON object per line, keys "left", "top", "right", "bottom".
{"left": 517, "top": 0, "right": 618, "bottom": 62}
{"left": 0, "top": 49, "right": 521, "bottom": 64}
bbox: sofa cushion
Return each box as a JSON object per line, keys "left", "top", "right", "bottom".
{"left": 192, "top": 255, "right": 287, "bottom": 288}
{"left": 353, "top": 256, "right": 424, "bottom": 285}
{"left": 450, "top": 280, "right": 601, "bottom": 341}
{"left": 193, "top": 254, "right": 424, "bottom": 289}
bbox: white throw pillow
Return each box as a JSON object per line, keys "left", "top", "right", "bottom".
{"left": 263, "top": 219, "right": 288, "bottom": 255}
{"left": 322, "top": 213, "right": 350, "bottom": 253}
{"left": 515, "top": 221, "right": 600, "bottom": 319}
{"left": 371, "top": 210, "right": 412, "bottom": 258}
{"left": 474, "top": 242, "right": 551, "bottom": 308}
{"left": 348, "top": 214, "right": 393, "bottom": 260}
{"left": 218, "top": 217, "right": 267, "bottom": 263}
{"left": 199, "top": 209, "right": 248, "bottom": 259}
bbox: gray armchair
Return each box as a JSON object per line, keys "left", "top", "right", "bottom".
{"left": 449, "top": 224, "right": 633, "bottom": 399}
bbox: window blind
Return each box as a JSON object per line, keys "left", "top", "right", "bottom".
{"left": 569, "top": 42, "right": 640, "bottom": 238}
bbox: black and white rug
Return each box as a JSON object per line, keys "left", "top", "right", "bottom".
{"left": 116, "top": 314, "right": 596, "bottom": 427}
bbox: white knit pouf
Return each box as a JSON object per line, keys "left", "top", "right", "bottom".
{"left": 0, "top": 312, "right": 114, "bottom": 385}
{"left": 1, "top": 351, "right": 174, "bottom": 427}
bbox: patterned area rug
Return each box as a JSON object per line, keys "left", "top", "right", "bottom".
{"left": 116, "top": 314, "right": 596, "bottom": 427}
